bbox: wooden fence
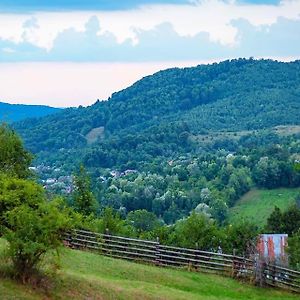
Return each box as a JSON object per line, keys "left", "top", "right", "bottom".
{"left": 64, "top": 229, "right": 300, "bottom": 293}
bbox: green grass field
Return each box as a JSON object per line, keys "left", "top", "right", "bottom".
{"left": 0, "top": 239, "right": 299, "bottom": 299}
{"left": 228, "top": 188, "right": 300, "bottom": 227}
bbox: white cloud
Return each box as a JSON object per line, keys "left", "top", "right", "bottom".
{"left": 0, "top": 0, "right": 299, "bottom": 50}
{"left": 2, "top": 47, "right": 15, "bottom": 53}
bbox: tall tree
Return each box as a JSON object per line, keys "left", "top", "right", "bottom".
{"left": 0, "top": 127, "right": 73, "bottom": 281}
{"left": 0, "top": 124, "right": 32, "bottom": 178}
{"left": 73, "top": 165, "right": 98, "bottom": 216}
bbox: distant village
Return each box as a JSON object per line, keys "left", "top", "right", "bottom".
{"left": 30, "top": 164, "right": 138, "bottom": 194}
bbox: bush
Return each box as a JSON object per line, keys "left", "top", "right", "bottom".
{"left": 170, "top": 212, "right": 222, "bottom": 251}
{"left": 223, "top": 221, "right": 259, "bottom": 256}
{"left": 0, "top": 175, "right": 73, "bottom": 282}
{"left": 288, "top": 230, "right": 300, "bottom": 270}
{"left": 88, "top": 207, "right": 135, "bottom": 237}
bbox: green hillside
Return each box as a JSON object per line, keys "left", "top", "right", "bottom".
{"left": 9, "top": 59, "right": 300, "bottom": 225}
{"left": 13, "top": 59, "right": 300, "bottom": 170}
{"left": 0, "top": 102, "right": 61, "bottom": 123}
{"left": 0, "top": 239, "right": 298, "bottom": 300}
{"left": 228, "top": 188, "right": 300, "bottom": 227}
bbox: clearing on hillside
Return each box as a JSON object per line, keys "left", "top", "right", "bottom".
{"left": 85, "top": 126, "right": 105, "bottom": 144}
{"left": 228, "top": 188, "right": 300, "bottom": 226}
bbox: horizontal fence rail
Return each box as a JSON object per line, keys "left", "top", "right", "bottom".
{"left": 64, "top": 229, "right": 300, "bottom": 294}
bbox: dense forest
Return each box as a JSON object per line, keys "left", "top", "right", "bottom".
{"left": 14, "top": 59, "right": 300, "bottom": 170}
{"left": 0, "top": 101, "right": 61, "bottom": 123}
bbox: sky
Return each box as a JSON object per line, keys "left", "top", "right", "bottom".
{"left": 0, "top": 0, "right": 299, "bottom": 107}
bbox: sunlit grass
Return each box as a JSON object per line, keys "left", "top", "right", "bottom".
{"left": 0, "top": 238, "right": 299, "bottom": 299}
{"left": 228, "top": 188, "right": 299, "bottom": 227}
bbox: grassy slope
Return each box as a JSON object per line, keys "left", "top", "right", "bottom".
{"left": 193, "top": 125, "right": 300, "bottom": 145}
{"left": 228, "top": 188, "right": 300, "bottom": 226}
{"left": 0, "top": 239, "right": 299, "bottom": 299}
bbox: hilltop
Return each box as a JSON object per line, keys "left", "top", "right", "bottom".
{"left": 13, "top": 59, "right": 300, "bottom": 171}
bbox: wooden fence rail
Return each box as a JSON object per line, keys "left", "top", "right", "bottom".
{"left": 64, "top": 229, "right": 300, "bottom": 294}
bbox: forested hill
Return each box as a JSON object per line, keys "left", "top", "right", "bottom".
{"left": 0, "top": 102, "right": 61, "bottom": 123}
{"left": 14, "top": 58, "right": 300, "bottom": 170}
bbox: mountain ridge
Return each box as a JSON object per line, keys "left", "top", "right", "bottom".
{"left": 13, "top": 58, "right": 300, "bottom": 171}
{"left": 0, "top": 101, "right": 61, "bottom": 123}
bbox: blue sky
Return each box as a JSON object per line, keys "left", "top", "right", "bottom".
{"left": 0, "top": 0, "right": 282, "bottom": 11}
{"left": 0, "top": 1, "right": 190, "bottom": 13}
{"left": 0, "top": 0, "right": 299, "bottom": 106}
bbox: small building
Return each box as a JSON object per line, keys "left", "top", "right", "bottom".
{"left": 257, "top": 234, "right": 288, "bottom": 266}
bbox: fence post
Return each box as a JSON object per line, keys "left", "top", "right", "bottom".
{"left": 255, "top": 258, "right": 266, "bottom": 287}
{"left": 70, "top": 229, "right": 76, "bottom": 249}
{"left": 195, "top": 242, "right": 199, "bottom": 271}
{"left": 155, "top": 237, "right": 161, "bottom": 266}
{"left": 272, "top": 263, "right": 276, "bottom": 286}
{"left": 232, "top": 249, "right": 237, "bottom": 278}
{"left": 105, "top": 228, "right": 111, "bottom": 256}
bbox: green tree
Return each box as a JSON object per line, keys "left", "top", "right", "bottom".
{"left": 0, "top": 124, "right": 32, "bottom": 178}
{"left": 0, "top": 175, "right": 73, "bottom": 281}
{"left": 224, "top": 221, "right": 258, "bottom": 256}
{"left": 266, "top": 206, "right": 283, "bottom": 233}
{"left": 210, "top": 197, "right": 228, "bottom": 224}
{"left": 288, "top": 229, "right": 300, "bottom": 270}
{"left": 73, "top": 165, "right": 98, "bottom": 216}
{"left": 0, "top": 127, "right": 74, "bottom": 281}
{"left": 3, "top": 199, "right": 73, "bottom": 281}
{"left": 171, "top": 211, "right": 221, "bottom": 251}
{"left": 0, "top": 175, "right": 44, "bottom": 230}
{"left": 281, "top": 205, "right": 300, "bottom": 235}
{"left": 90, "top": 207, "right": 134, "bottom": 236}
{"left": 127, "top": 209, "right": 160, "bottom": 233}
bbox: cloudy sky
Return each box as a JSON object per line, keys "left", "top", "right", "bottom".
{"left": 0, "top": 0, "right": 299, "bottom": 107}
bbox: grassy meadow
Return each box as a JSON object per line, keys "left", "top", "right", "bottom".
{"left": 0, "top": 239, "right": 299, "bottom": 300}
{"left": 228, "top": 188, "right": 300, "bottom": 227}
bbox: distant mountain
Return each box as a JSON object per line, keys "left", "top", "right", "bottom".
{"left": 13, "top": 58, "right": 300, "bottom": 171}
{"left": 0, "top": 102, "right": 61, "bottom": 123}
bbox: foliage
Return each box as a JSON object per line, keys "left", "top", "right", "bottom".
{"left": 88, "top": 207, "right": 134, "bottom": 236}
{"left": 266, "top": 206, "right": 283, "bottom": 233}
{"left": 0, "top": 125, "right": 73, "bottom": 281}
{"left": 0, "top": 175, "right": 44, "bottom": 228}
{"left": 223, "top": 222, "right": 259, "bottom": 256}
{"left": 3, "top": 199, "right": 73, "bottom": 281}
{"left": 127, "top": 209, "right": 161, "bottom": 233}
{"left": 0, "top": 124, "right": 33, "bottom": 178}
{"left": 72, "top": 165, "right": 98, "bottom": 216}
{"left": 266, "top": 205, "right": 300, "bottom": 235}
{"left": 288, "top": 229, "right": 300, "bottom": 270}
{"left": 0, "top": 175, "right": 74, "bottom": 281}
{"left": 170, "top": 211, "right": 222, "bottom": 251}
